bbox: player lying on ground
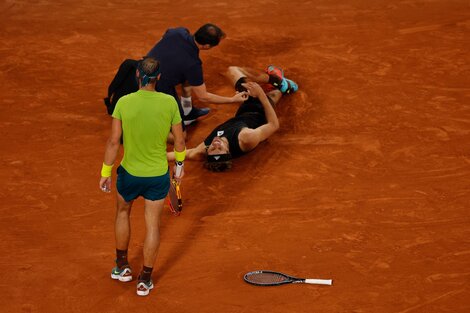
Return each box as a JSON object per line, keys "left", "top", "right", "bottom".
{"left": 168, "top": 65, "right": 298, "bottom": 171}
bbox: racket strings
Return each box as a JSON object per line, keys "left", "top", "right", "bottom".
{"left": 168, "top": 179, "right": 182, "bottom": 215}
{"left": 246, "top": 272, "right": 288, "bottom": 284}
{"left": 168, "top": 185, "right": 178, "bottom": 209}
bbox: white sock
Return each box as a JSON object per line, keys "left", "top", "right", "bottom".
{"left": 181, "top": 96, "right": 192, "bottom": 115}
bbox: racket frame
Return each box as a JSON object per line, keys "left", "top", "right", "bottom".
{"left": 168, "top": 178, "right": 182, "bottom": 216}
{"left": 243, "top": 270, "right": 332, "bottom": 286}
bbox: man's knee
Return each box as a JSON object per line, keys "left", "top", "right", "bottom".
{"left": 227, "top": 66, "right": 239, "bottom": 74}
{"left": 116, "top": 194, "right": 132, "bottom": 214}
{"left": 227, "top": 66, "right": 243, "bottom": 79}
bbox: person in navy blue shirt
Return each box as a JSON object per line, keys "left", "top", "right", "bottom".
{"left": 147, "top": 24, "right": 248, "bottom": 128}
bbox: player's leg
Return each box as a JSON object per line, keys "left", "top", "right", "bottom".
{"left": 227, "top": 65, "right": 297, "bottom": 95}
{"left": 226, "top": 66, "right": 270, "bottom": 87}
{"left": 142, "top": 198, "right": 165, "bottom": 267}
{"left": 180, "top": 82, "right": 192, "bottom": 116}
{"left": 115, "top": 193, "right": 133, "bottom": 252}
{"left": 265, "top": 65, "right": 298, "bottom": 94}
{"left": 137, "top": 198, "right": 165, "bottom": 296}
{"left": 226, "top": 66, "right": 249, "bottom": 89}
{"left": 111, "top": 192, "right": 134, "bottom": 282}
{"left": 235, "top": 67, "right": 270, "bottom": 84}
{"left": 136, "top": 171, "right": 170, "bottom": 296}
{"left": 179, "top": 82, "right": 210, "bottom": 125}
{"left": 266, "top": 89, "right": 283, "bottom": 107}
{"left": 228, "top": 66, "right": 283, "bottom": 106}
{"left": 181, "top": 82, "right": 192, "bottom": 97}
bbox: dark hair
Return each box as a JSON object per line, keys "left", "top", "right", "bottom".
{"left": 205, "top": 152, "right": 232, "bottom": 172}
{"left": 204, "top": 160, "right": 232, "bottom": 172}
{"left": 137, "top": 57, "right": 160, "bottom": 86}
{"left": 194, "top": 23, "right": 226, "bottom": 47}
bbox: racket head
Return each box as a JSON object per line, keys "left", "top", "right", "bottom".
{"left": 243, "top": 270, "right": 302, "bottom": 286}
{"left": 167, "top": 179, "right": 182, "bottom": 216}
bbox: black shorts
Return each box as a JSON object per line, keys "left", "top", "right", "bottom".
{"left": 234, "top": 77, "right": 270, "bottom": 117}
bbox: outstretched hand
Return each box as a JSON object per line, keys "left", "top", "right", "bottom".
{"left": 232, "top": 91, "right": 249, "bottom": 102}
{"left": 241, "top": 82, "right": 264, "bottom": 98}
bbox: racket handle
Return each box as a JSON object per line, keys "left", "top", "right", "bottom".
{"left": 304, "top": 279, "right": 332, "bottom": 285}
{"left": 174, "top": 161, "right": 183, "bottom": 178}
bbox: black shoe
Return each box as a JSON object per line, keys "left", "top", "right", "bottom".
{"left": 183, "top": 107, "right": 210, "bottom": 123}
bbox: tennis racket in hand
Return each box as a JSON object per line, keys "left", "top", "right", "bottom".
{"left": 168, "top": 178, "right": 182, "bottom": 216}
{"left": 244, "top": 270, "right": 332, "bottom": 286}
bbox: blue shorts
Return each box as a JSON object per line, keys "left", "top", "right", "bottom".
{"left": 116, "top": 165, "right": 170, "bottom": 202}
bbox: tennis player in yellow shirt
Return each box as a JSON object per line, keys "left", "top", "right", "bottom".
{"left": 99, "top": 57, "right": 185, "bottom": 296}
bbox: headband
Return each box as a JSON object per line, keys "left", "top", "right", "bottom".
{"left": 207, "top": 153, "right": 232, "bottom": 163}
{"left": 138, "top": 61, "right": 160, "bottom": 86}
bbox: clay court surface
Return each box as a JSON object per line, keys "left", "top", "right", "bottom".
{"left": 1, "top": 0, "right": 470, "bottom": 312}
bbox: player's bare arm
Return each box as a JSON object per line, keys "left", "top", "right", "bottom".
{"left": 167, "top": 142, "right": 206, "bottom": 161}
{"left": 100, "top": 118, "right": 122, "bottom": 192}
{"left": 171, "top": 121, "right": 186, "bottom": 182}
{"left": 238, "top": 82, "right": 279, "bottom": 152}
{"left": 191, "top": 83, "right": 248, "bottom": 103}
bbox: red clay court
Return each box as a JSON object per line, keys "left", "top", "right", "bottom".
{"left": 1, "top": 0, "right": 469, "bottom": 312}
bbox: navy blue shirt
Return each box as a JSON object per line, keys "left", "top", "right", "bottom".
{"left": 147, "top": 27, "right": 204, "bottom": 98}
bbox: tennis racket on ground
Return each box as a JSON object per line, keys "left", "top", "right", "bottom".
{"left": 167, "top": 178, "right": 182, "bottom": 216}
{"left": 244, "top": 270, "right": 332, "bottom": 286}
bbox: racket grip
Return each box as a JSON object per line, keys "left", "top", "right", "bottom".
{"left": 304, "top": 279, "right": 332, "bottom": 285}
{"left": 174, "top": 161, "right": 183, "bottom": 178}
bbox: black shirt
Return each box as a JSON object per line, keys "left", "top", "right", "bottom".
{"left": 204, "top": 112, "right": 267, "bottom": 158}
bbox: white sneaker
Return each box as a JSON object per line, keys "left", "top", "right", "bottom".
{"left": 136, "top": 279, "right": 154, "bottom": 296}
{"left": 110, "top": 266, "right": 133, "bottom": 282}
